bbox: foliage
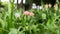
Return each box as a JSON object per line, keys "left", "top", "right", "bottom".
{"left": 0, "top": 0, "right": 60, "bottom": 34}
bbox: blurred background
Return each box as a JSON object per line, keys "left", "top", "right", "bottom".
{"left": 0, "top": 0, "right": 60, "bottom": 34}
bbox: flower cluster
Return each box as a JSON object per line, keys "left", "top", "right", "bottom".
{"left": 32, "top": 3, "right": 43, "bottom": 10}
{"left": 14, "top": 11, "right": 34, "bottom": 18}
{"left": 32, "top": 3, "right": 37, "bottom": 9}
{"left": 24, "top": 11, "right": 34, "bottom": 16}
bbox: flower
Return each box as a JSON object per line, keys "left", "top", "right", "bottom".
{"left": 37, "top": 5, "right": 43, "bottom": 10}
{"left": 49, "top": 4, "right": 52, "bottom": 8}
{"left": 24, "top": 11, "right": 34, "bottom": 16}
{"left": 15, "top": 12, "right": 20, "bottom": 18}
{"left": 45, "top": 4, "right": 49, "bottom": 10}
{"left": 29, "top": 12, "right": 34, "bottom": 16}
{"left": 24, "top": 11, "right": 30, "bottom": 16}
{"left": 54, "top": 4, "right": 58, "bottom": 10}
{"left": 37, "top": 5, "right": 40, "bottom": 9}
{"left": 23, "top": 0, "right": 25, "bottom": 4}
{"left": 32, "top": 3, "right": 36, "bottom": 6}
{"left": 32, "top": 3, "right": 37, "bottom": 9}
{"left": 39, "top": 6, "right": 43, "bottom": 10}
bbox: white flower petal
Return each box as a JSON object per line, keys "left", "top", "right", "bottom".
{"left": 15, "top": 13, "right": 20, "bottom": 18}
{"left": 32, "top": 3, "right": 36, "bottom": 6}
{"left": 23, "top": 0, "right": 25, "bottom": 4}
{"left": 39, "top": 6, "right": 43, "bottom": 10}
{"left": 32, "top": 6, "right": 37, "bottom": 9}
{"left": 37, "top": 5, "right": 40, "bottom": 9}
{"left": 32, "top": 3, "right": 37, "bottom": 9}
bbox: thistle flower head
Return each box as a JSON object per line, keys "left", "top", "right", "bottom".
{"left": 29, "top": 12, "right": 34, "bottom": 16}
{"left": 24, "top": 11, "right": 30, "bottom": 16}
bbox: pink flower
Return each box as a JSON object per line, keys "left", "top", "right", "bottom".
{"left": 24, "top": 11, "right": 30, "bottom": 16}
{"left": 29, "top": 12, "right": 34, "bottom": 16}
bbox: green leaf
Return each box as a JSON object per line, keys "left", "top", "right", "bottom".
{"left": 8, "top": 28, "right": 18, "bottom": 34}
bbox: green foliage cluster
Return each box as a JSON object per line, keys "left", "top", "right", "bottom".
{"left": 0, "top": 0, "right": 60, "bottom": 34}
